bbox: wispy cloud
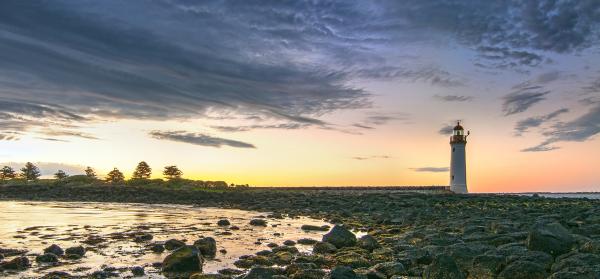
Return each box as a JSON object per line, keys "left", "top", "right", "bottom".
{"left": 502, "top": 88, "right": 550, "bottom": 116}
{"left": 411, "top": 167, "right": 449, "bottom": 173}
{"left": 211, "top": 123, "right": 309, "bottom": 133}
{"left": 149, "top": 130, "right": 256, "bottom": 149}
{"left": 514, "top": 108, "right": 569, "bottom": 136}
{"left": 352, "top": 155, "right": 391, "bottom": 160}
{"left": 522, "top": 104, "right": 600, "bottom": 152}
{"left": 434, "top": 95, "right": 473, "bottom": 102}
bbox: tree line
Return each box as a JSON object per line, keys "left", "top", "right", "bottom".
{"left": 0, "top": 162, "right": 249, "bottom": 189}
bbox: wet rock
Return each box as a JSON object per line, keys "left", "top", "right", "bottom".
{"left": 162, "top": 245, "right": 203, "bottom": 273}
{"left": 301, "top": 225, "right": 330, "bottom": 231}
{"left": 330, "top": 266, "right": 358, "bottom": 279}
{"left": 134, "top": 233, "right": 153, "bottom": 242}
{"left": 131, "top": 266, "right": 145, "bottom": 276}
{"left": 65, "top": 246, "right": 86, "bottom": 257}
{"left": 165, "top": 239, "right": 186, "bottom": 251}
{"left": 151, "top": 243, "right": 166, "bottom": 253}
{"left": 0, "top": 256, "right": 30, "bottom": 270}
{"left": 41, "top": 271, "right": 73, "bottom": 279}
{"left": 290, "top": 268, "right": 326, "bottom": 279}
{"left": 36, "top": 253, "right": 59, "bottom": 263}
{"left": 526, "top": 222, "right": 575, "bottom": 256}
{"left": 548, "top": 267, "right": 600, "bottom": 279}
{"left": 313, "top": 241, "right": 337, "bottom": 254}
{"left": 230, "top": 226, "right": 240, "bottom": 230}
{"left": 468, "top": 254, "right": 506, "bottom": 279}
{"left": 285, "top": 263, "right": 318, "bottom": 275}
{"left": 551, "top": 253, "right": 600, "bottom": 274}
{"left": 190, "top": 274, "right": 227, "bottom": 279}
{"left": 90, "top": 270, "right": 119, "bottom": 279}
{"left": 334, "top": 251, "right": 370, "bottom": 268}
{"left": 422, "top": 254, "right": 465, "bottom": 279}
{"left": 297, "top": 238, "right": 317, "bottom": 245}
{"left": 273, "top": 251, "right": 294, "bottom": 265}
{"left": 244, "top": 266, "right": 284, "bottom": 279}
{"left": 218, "top": 268, "right": 245, "bottom": 276}
{"left": 44, "top": 244, "right": 64, "bottom": 256}
{"left": 217, "top": 219, "right": 231, "bottom": 226}
{"left": 370, "top": 262, "right": 406, "bottom": 277}
{"left": 323, "top": 225, "right": 357, "bottom": 248}
{"left": 283, "top": 240, "right": 296, "bottom": 246}
{"left": 358, "top": 235, "right": 380, "bottom": 251}
{"left": 250, "top": 219, "right": 267, "bottom": 226}
{"left": 194, "top": 237, "right": 217, "bottom": 257}
{"left": 497, "top": 260, "right": 547, "bottom": 279}
{"left": 0, "top": 254, "right": 3, "bottom": 261}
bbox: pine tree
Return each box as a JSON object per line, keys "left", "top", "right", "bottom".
{"left": 54, "top": 170, "right": 68, "bottom": 180}
{"left": 163, "top": 165, "right": 183, "bottom": 180}
{"left": 84, "top": 166, "right": 97, "bottom": 179}
{"left": 0, "top": 166, "right": 16, "bottom": 181}
{"left": 106, "top": 168, "right": 125, "bottom": 184}
{"left": 20, "top": 162, "right": 41, "bottom": 181}
{"left": 132, "top": 161, "right": 152, "bottom": 179}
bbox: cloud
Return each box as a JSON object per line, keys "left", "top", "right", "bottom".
{"left": 363, "top": 112, "right": 410, "bottom": 126}
{"left": 149, "top": 130, "right": 256, "bottom": 149}
{"left": 434, "top": 95, "right": 473, "bottom": 102}
{"left": 502, "top": 88, "right": 550, "bottom": 115}
{"left": 522, "top": 103, "right": 600, "bottom": 152}
{"left": 211, "top": 123, "right": 308, "bottom": 133}
{"left": 438, "top": 123, "right": 457, "bottom": 135}
{"left": 583, "top": 76, "right": 600, "bottom": 94}
{"left": 411, "top": 167, "right": 449, "bottom": 173}
{"left": 514, "top": 108, "right": 569, "bottom": 136}
{"left": 477, "top": 46, "right": 544, "bottom": 68}
{"left": 352, "top": 155, "right": 391, "bottom": 160}
{"left": 353, "top": 66, "right": 465, "bottom": 87}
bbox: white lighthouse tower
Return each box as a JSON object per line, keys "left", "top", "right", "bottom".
{"left": 450, "top": 121, "right": 469, "bottom": 194}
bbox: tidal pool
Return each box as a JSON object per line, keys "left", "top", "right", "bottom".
{"left": 0, "top": 201, "right": 332, "bottom": 278}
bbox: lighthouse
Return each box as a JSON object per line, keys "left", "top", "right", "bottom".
{"left": 450, "top": 121, "right": 469, "bottom": 194}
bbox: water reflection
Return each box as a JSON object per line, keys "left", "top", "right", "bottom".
{"left": 0, "top": 201, "right": 331, "bottom": 278}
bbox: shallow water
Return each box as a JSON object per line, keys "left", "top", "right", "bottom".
{"left": 0, "top": 201, "right": 332, "bottom": 278}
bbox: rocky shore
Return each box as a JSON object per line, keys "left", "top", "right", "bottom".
{"left": 1, "top": 184, "right": 600, "bottom": 279}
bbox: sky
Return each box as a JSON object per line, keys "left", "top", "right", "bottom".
{"left": 1, "top": 0, "right": 599, "bottom": 192}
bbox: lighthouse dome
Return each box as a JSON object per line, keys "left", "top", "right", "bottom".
{"left": 453, "top": 122, "right": 464, "bottom": 131}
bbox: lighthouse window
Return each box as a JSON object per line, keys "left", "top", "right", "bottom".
{"left": 452, "top": 175, "right": 454, "bottom": 181}
{"left": 452, "top": 147, "right": 455, "bottom": 152}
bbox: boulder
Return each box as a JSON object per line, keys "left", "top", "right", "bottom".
{"left": 217, "top": 219, "right": 231, "bottom": 226}
{"left": 250, "top": 219, "right": 267, "bottom": 226}
{"left": 150, "top": 243, "right": 165, "bottom": 253}
{"left": 44, "top": 244, "right": 64, "bottom": 256}
{"left": 165, "top": 239, "right": 186, "bottom": 251}
{"left": 468, "top": 254, "right": 506, "bottom": 279}
{"left": 422, "top": 254, "right": 465, "bottom": 279}
{"left": 41, "top": 271, "right": 73, "bottom": 279}
{"left": 323, "top": 225, "right": 357, "bottom": 248}
{"left": 370, "top": 262, "right": 406, "bottom": 277}
{"left": 162, "top": 245, "right": 203, "bottom": 273}
{"left": 36, "top": 253, "right": 59, "bottom": 263}
{"left": 526, "top": 222, "right": 575, "bottom": 256}
{"left": 297, "top": 238, "right": 317, "bottom": 245}
{"left": 358, "top": 235, "right": 380, "bottom": 251}
{"left": 313, "top": 241, "right": 337, "bottom": 254}
{"left": 65, "top": 246, "right": 86, "bottom": 257}
{"left": 131, "top": 266, "right": 145, "bottom": 276}
{"left": 301, "top": 225, "right": 330, "bottom": 231}
{"left": 244, "top": 266, "right": 284, "bottom": 279}
{"left": 0, "top": 256, "right": 31, "bottom": 270}
{"left": 194, "top": 237, "right": 217, "bottom": 257}
{"left": 290, "top": 269, "right": 327, "bottom": 279}
{"left": 498, "top": 260, "right": 547, "bottom": 279}
{"left": 283, "top": 240, "right": 296, "bottom": 246}
{"left": 330, "top": 266, "right": 358, "bottom": 279}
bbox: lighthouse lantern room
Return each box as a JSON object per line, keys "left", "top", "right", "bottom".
{"left": 450, "top": 121, "right": 469, "bottom": 194}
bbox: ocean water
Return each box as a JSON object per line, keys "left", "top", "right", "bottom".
{"left": 517, "top": 193, "right": 600, "bottom": 199}
{"left": 0, "top": 201, "right": 332, "bottom": 278}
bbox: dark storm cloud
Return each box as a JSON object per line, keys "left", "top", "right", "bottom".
{"left": 149, "top": 131, "right": 256, "bottom": 149}
{"left": 434, "top": 95, "right": 473, "bottom": 102}
{"left": 502, "top": 89, "right": 550, "bottom": 116}
{"left": 522, "top": 103, "right": 600, "bottom": 152}
{"left": 411, "top": 167, "right": 449, "bottom": 173}
{"left": 514, "top": 108, "right": 569, "bottom": 136}
{"left": 1, "top": 0, "right": 599, "bottom": 139}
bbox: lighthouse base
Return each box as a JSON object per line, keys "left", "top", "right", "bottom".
{"left": 450, "top": 184, "right": 468, "bottom": 194}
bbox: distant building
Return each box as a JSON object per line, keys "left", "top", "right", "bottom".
{"left": 450, "top": 122, "right": 469, "bottom": 194}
